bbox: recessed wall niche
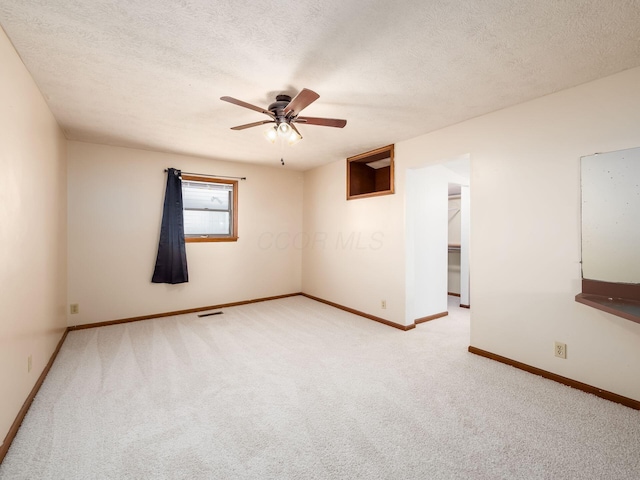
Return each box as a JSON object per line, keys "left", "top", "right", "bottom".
{"left": 347, "top": 144, "right": 394, "bottom": 200}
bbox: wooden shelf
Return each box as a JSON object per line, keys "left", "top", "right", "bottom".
{"left": 575, "top": 294, "right": 640, "bottom": 324}
{"left": 575, "top": 279, "right": 640, "bottom": 324}
{"left": 347, "top": 145, "right": 394, "bottom": 200}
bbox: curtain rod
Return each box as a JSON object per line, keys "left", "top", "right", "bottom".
{"left": 164, "top": 169, "right": 246, "bottom": 180}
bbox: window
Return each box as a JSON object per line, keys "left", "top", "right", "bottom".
{"left": 181, "top": 175, "right": 238, "bottom": 242}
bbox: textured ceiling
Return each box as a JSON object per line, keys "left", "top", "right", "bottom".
{"left": 1, "top": 1, "right": 640, "bottom": 170}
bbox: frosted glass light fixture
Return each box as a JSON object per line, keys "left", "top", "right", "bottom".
{"left": 265, "top": 121, "right": 300, "bottom": 145}
{"left": 287, "top": 131, "right": 301, "bottom": 145}
{"left": 278, "top": 122, "right": 292, "bottom": 136}
{"left": 264, "top": 126, "right": 277, "bottom": 143}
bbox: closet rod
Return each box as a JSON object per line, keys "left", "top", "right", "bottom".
{"left": 164, "top": 169, "right": 246, "bottom": 180}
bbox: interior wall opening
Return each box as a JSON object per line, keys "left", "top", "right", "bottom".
{"left": 405, "top": 155, "right": 470, "bottom": 325}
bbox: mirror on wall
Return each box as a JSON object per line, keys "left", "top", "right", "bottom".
{"left": 581, "top": 147, "right": 640, "bottom": 284}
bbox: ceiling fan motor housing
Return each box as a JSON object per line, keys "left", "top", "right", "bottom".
{"left": 269, "top": 95, "right": 293, "bottom": 124}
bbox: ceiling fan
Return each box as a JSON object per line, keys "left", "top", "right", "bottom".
{"left": 220, "top": 88, "right": 347, "bottom": 144}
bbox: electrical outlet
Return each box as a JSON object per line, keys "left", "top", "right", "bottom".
{"left": 70, "top": 303, "right": 79, "bottom": 315}
{"left": 381, "top": 300, "right": 387, "bottom": 309}
{"left": 28, "top": 355, "right": 32, "bottom": 373}
{"left": 554, "top": 342, "right": 567, "bottom": 359}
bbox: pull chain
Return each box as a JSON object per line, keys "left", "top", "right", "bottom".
{"left": 279, "top": 135, "right": 285, "bottom": 166}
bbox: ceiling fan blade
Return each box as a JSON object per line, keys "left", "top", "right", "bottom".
{"left": 231, "top": 120, "right": 274, "bottom": 130}
{"left": 221, "top": 96, "right": 274, "bottom": 117}
{"left": 295, "top": 116, "right": 347, "bottom": 128}
{"left": 284, "top": 88, "right": 320, "bottom": 116}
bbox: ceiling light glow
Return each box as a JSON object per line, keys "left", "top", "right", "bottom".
{"left": 278, "top": 122, "right": 292, "bottom": 136}
{"left": 288, "top": 131, "right": 301, "bottom": 145}
{"left": 264, "top": 126, "right": 277, "bottom": 143}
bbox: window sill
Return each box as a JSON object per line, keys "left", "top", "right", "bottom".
{"left": 347, "top": 189, "right": 394, "bottom": 201}
{"left": 186, "top": 236, "right": 238, "bottom": 243}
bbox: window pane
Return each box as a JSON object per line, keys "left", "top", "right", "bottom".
{"left": 180, "top": 178, "right": 236, "bottom": 240}
{"left": 182, "top": 182, "right": 231, "bottom": 211}
{"left": 184, "top": 210, "right": 230, "bottom": 235}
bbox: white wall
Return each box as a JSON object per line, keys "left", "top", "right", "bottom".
{"left": 406, "top": 165, "right": 449, "bottom": 323}
{"left": 67, "top": 142, "right": 303, "bottom": 325}
{"left": 302, "top": 159, "right": 406, "bottom": 324}
{"left": 303, "top": 66, "right": 640, "bottom": 401}
{"left": 459, "top": 186, "right": 470, "bottom": 306}
{"left": 0, "top": 27, "right": 67, "bottom": 445}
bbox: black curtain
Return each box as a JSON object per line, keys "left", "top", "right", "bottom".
{"left": 152, "top": 168, "right": 188, "bottom": 284}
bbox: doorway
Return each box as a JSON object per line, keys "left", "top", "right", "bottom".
{"left": 405, "top": 156, "right": 470, "bottom": 324}
{"left": 447, "top": 183, "right": 470, "bottom": 308}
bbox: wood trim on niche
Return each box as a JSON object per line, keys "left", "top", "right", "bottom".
{"left": 346, "top": 144, "right": 395, "bottom": 200}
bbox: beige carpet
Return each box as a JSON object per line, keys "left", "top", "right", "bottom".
{"left": 1, "top": 296, "right": 639, "bottom": 479}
